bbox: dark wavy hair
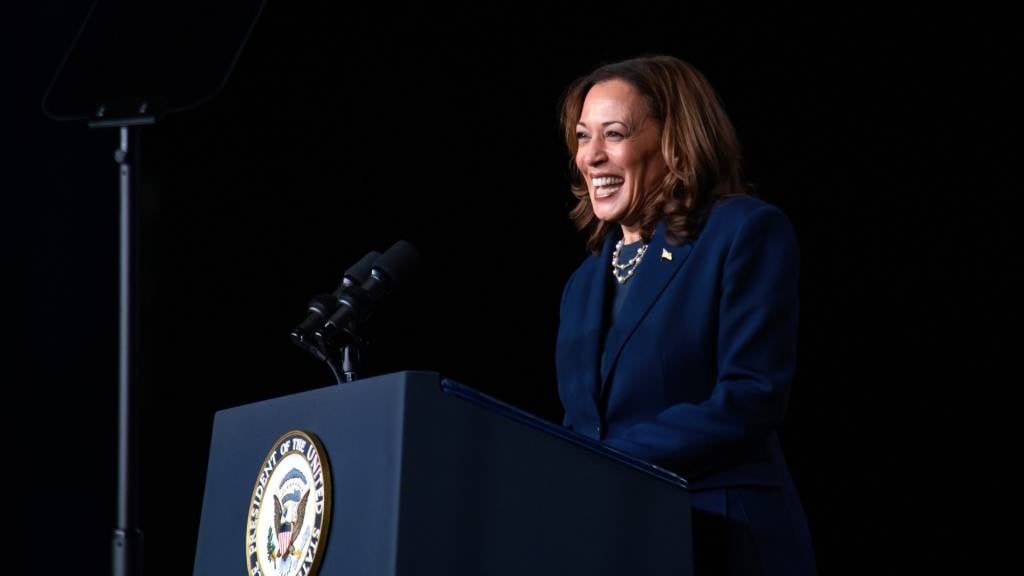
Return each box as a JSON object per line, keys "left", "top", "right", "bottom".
{"left": 560, "top": 55, "right": 747, "bottom": 252}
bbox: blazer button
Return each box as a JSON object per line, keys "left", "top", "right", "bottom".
{"left": 595, "top": 425, "right": 602, "bottom": 437}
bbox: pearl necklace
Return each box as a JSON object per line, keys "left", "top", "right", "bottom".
{"left": 611, "top": 239, "right": 648, "bottom": 284}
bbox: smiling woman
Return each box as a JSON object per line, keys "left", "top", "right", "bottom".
{"left": 556, "top": 55, "right": 817, "bottom": 576}
{"left": 573, "top": 79, "right": 669, "bottom": 243}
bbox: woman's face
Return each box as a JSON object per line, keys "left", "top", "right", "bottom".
{"left": 575, "top": 79, "right": 668, "bottom": 226}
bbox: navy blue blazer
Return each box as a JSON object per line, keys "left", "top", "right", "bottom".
{"left": 557, "top": 196, "right": 815, "bottom": 575}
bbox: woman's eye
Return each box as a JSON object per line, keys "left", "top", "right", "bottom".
{"left": 576, "top": 132, "right": 590, "bottom": 140}
{"left": 606, "top": 131, "right": 625, "bottom": 139}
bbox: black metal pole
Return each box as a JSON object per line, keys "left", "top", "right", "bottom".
{"left": 341, "top": 342, "right": 359, "bottom": 382}
{"left": 112, "top": 125, "right": 142, "bottom": 576}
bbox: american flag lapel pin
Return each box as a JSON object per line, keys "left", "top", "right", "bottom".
{"left": 661, "top": 248, "right": 672, "bottom": 261}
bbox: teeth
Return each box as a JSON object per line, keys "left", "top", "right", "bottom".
{"left": 592, "top": 176, "right": 624, "bottom": 187}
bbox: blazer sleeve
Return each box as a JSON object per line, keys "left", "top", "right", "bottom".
{"left": 603, "top": 205, "right": 800, "bottom": 478}
{"left": 559, "top": 265, "right": 580, "bottom": 430}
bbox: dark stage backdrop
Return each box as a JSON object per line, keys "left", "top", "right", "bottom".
{"left": 29, "top": 2, "right": 1014, "bottom": 575}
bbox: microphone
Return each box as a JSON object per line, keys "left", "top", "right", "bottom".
{"left": 313, "top": 240, "right": 419, "bottom": 349}
{"left": 290, "top": 250, "right": 380, "bottom": 355}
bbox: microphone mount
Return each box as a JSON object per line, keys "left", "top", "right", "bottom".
{"left": 291, "top": 241, "right": 418, "bottom": 384}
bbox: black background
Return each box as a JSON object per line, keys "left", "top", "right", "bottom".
{"left": 27, "top": 1, "right": 1015, "bottom": 575}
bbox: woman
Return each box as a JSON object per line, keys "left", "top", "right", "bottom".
{"left": 556, "top": 55, "right": 816, "bottom": 575}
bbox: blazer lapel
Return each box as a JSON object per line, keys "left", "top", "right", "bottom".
{"left": 601, "top": 222, "right": 693, "bottom": 386}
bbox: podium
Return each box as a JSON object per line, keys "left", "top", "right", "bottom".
{"left": 194, "top": 371, "right": 692, "bottom": 575}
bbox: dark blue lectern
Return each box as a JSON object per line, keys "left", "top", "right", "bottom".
{"left": 193, "top": 371, "right": 692, "bottom": 575}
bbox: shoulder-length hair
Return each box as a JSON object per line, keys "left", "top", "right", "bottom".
{"left": 560, "top": 55, "right": 747, "bottom": 252}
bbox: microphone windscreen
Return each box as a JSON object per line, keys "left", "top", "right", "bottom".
{"left": 342, "top": 250, "right": 381, "bottom": 287}
{"left": 373, "top": 240, "right": 419, "bottom": 285}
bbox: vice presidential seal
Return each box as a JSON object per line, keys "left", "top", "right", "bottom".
{"left": 246, "top": 430, "right": 332, "bottom": 576}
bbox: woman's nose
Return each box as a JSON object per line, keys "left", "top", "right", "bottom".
{"left": 579, "top": 140, "right": 607, "bottom": 167}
